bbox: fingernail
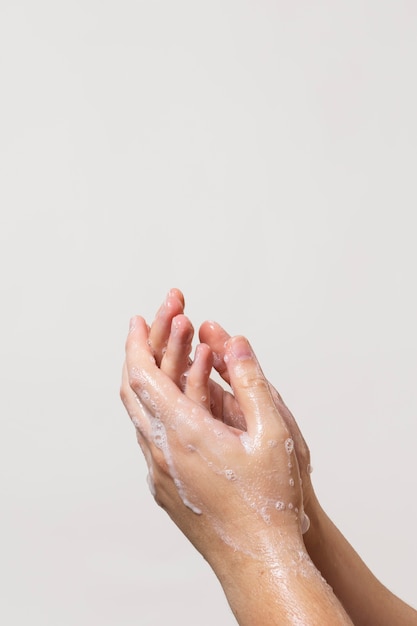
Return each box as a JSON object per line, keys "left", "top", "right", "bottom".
{"left": 129, "top": 317, "right": 136, "bottom": 332}
{"left": 229, "top": 336, "right": 252, "bottom": 360}
{"left": 165, "top": 289, "right": 180, "bottom": 309}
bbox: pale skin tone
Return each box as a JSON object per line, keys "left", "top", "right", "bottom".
{"left": 120, "top": 289, "right": 417, "bottom": 626}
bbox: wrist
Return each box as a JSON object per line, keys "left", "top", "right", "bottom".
{"left": 211, "top": 532, "right": 312, "bottom": 625}
{"left": 208, "top": 523, "right": 307, "bottom": 579}
{"left": 210, "top": 527, "right": 352, "bottom": 626}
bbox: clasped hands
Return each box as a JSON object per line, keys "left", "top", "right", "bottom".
{"left": 120, "top": 288, "right": 314, "bottom": 568}
{"left": 120, "top": 289, "right": 417, "bottom": 626}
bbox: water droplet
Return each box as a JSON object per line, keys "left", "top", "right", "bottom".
{"left": 180, "top": 371, "right": 189, "bottom": 387}
{"left": 289, "top": 478, "right": 295, "bottom": 487}
{"left": 275, "top": 501, "right": 285, "bottom": 511}
{"left": 301, "top": 512, "right": 311, "bottom": 534}
{"left": 260, "top": 506, "right": 271, "bottom": 523}
{"left": 285, "top": 438, "right": 294, "bottom": 455}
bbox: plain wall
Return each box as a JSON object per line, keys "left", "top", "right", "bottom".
{"left": 1, "top": 1, "right": 416, "bottom": 624}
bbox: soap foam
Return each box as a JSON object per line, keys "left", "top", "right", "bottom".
{"left": 239, "top": 431, "right": 254, "bottom": 453}
{"left": 224, "top": 469, "right": 236, "bottom": 481}
{"left": 135, "top": 397, "right": 202, "bottom": 515}
{"left": 285, "top": 438, "right": 294, "bottom": 455}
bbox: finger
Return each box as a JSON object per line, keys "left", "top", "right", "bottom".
{"left": 201, "top": 322, "right": 291, "bottom": 434}
{"left": 206, "top": 378, "right": 246, "bottom": 429}
{"left": 127, "top": 316, "right": 233, "bottom": 449}
{"left": 122, "top": 359, "right": 172, "bottom": 502}
{"left": 184, "top": 343, "right": 212, "bottom": 410}
{"left": 207, "top": 378, "right": 224, "bottom": 419}
{"left": 160, "top": 314, "right": 194, "bottom": 388}
{"left": 202, "top": 372, "right": 245, "bottom": 429}
{"left": 223, "top": 336, "right": 288, "bottom": 441}
{"left": 148, "top": 288, "right": 185, "bottom": 365}
{"left": 198, "top": 321, "right": 248, "bottom": 425}
{"left": 127, "top": 315, "right": 196, "bottom": 427}
{"left": 222, "top": 391, "right": 247, "bottom": 430}
{"left": 199, "top": 320, "right": 231, "bottom": 383}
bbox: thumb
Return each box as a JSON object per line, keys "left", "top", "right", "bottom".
{"left": 224, "top": 336, "right": 287, "bottom": 442}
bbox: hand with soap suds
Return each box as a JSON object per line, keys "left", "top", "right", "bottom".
{"left": 122, "top": 314, "right": 306, "bottom": 546}
{"left": 147, "top": 289, "right": 313, "bottom": 513}
{"left": 121, "top": 309, "right": 355, "bottom": 625}
{"left": 121, "top": 289, "right": 417, "bottom": 626}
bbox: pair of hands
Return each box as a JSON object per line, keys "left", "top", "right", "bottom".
{"left": 121, "top": 293, "right": 417, "bottom": 626}
{"left": 120, "top": 288, "right": 313, "bottom": 566}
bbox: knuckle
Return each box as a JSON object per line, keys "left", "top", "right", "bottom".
{"left": 128, "top": 366, "right": 144, "bottom": 392}
{"left": 153, "top": 454, "right": 170, "bottom": 477}
{"left": 133, "top": 415, "right": 147, "bottom": 436}
{"left": 240, "top": 373, "right": 269, "bottom": 395}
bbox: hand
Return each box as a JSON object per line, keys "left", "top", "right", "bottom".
{"left": 147, "top": 288, "right": 246, "bottom": 430}
{"left": 121, "top": 314, "right": 307, "bottom": 568}
{"left": 121, "top": 292, "right": 416, "bottom": 626}
{"left": 199, "top": 319, "right": 316, "bottom": 515}
{"left": 147, "top": 289, "right": 314, "bottom": 518}
{"left": 120, "top": 296, "right": 358, "bottom": 625}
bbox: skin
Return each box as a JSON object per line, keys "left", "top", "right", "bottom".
{"left": 121, "top": 295, "right": 353, "bottom": 625}
{"left": 120, "top": 289, "right": 417, "bottom": 626}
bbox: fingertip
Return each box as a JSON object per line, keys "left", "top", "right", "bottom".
{"left": 126, "top": 316, "right": 150, "bottom": 353}
{"left": 201, "top": 320, "right": 218, "bottom": 331}
{"left": 199, "top": 320, "right": 229, "bottom": 342}
{"left": 194, "top": 342, "right": 213, "bottom": 366}
{"left": 171, "top": 314, "right": 194, "bottom": 339}
{"left": 168, "top": 287, "right": 185, "bottom": 307}
{"left": 224, "top": 336, "right": 253, "bottom": 361}
{"left": 157, "top": 289, "right": 184, "bottom": 321}
{"left": 128, "top": 315, "right": 146, "bottom": 335}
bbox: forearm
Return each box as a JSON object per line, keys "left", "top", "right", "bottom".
{"left": 304, "top": 495, "right": 417, "bottom": 626}
{"left": 210, "top": 535, "right": 354, "bottom": 626}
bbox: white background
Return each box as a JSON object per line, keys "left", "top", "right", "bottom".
{"left": 1, "top": 1, "right": 416, "bottom": 624}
